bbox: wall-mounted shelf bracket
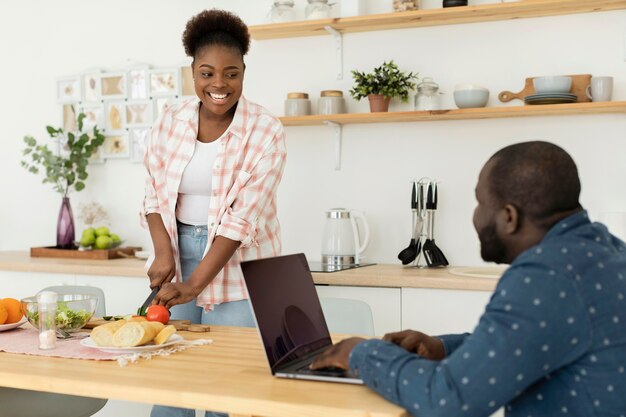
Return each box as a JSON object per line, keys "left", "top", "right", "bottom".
{"left": 324, "top": 26, "right": 343, "bottom": 80}
{"left": 324, "top": 121, "right": 342, "bottom": 170}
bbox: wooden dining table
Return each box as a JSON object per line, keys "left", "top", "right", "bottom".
{"left": 0, "top": 325, "right": 407, "bottom": 417}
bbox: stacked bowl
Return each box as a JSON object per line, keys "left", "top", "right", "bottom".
{"left": 525, "top": 76, "right": 576, "bottom": 105}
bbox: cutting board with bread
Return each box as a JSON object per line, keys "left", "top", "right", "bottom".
{"left": 498, "top": 74, "right": 592, "bottom": 103}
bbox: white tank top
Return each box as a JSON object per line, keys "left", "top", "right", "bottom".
{"left": 176, "top": 140, "right": 219, "bottom": 225}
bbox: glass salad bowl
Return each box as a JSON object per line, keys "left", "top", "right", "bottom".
{"left": 20, "top": 293, "right": 97, "bottom": 332}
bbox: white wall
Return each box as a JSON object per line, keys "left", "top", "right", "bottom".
{"left": 1, "top": 0, "right": 625, "bottom": 267}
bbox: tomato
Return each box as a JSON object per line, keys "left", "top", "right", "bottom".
{"left": 146, "top": 305, "right": 170, "bottom": 324}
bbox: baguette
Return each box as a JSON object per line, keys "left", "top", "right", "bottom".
{"left": 112, "top": 321, "right": 163, "bottom": 347}
{"left": 90, "top": 320, "right": 127, "bottom": 347}
{"left": 154, "top": 325, "right": 177, "bottom": 345}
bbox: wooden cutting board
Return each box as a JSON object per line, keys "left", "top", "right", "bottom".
{"left": 30, "top": 246, "right": 141, "bottom": 260}
{"left": 499, "top": 74, "right": 591, "bottom": 103}
{"left": 84, "top": 318, "right": 211, "bottom": 333}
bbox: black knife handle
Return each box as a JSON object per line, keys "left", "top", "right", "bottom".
{"left": 433, "top": 182, "right": 438, "bottom": 210}
{"left": 411, "top": 181, "right": 417, "bottom": 210}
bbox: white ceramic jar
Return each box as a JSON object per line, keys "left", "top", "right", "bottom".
{"left": 318, "top": 90, "right": 346, "bottom": 115}
{"left": 285, "top": 92, "right": 311, "bottom": 116}
{"left": 270, "top": 0, "right": 296, "bottom": 23}
{"left": 306, "top": 0, "right": 332, "bottom": 20}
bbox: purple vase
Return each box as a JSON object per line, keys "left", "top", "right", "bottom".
{"left": 56, "top": 197, "right": 75, "bottom": 249}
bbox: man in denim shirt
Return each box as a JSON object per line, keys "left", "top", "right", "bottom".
{"left": 312, "top": 141, "right": 626, "bottom": 417}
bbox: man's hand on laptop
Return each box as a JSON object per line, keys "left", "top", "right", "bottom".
{"left": 309, "top": 337, "right": 366, "bottom": 370}
{"left": 383, "top": 330, "right": 445, "bottom": 360}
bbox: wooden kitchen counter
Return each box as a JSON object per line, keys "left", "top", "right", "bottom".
{"left": 0, "top": 251, "right": 503, "bottom": 291}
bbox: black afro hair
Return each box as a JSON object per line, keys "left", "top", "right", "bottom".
{"left": 182, "top": 9, "right": 250, "bottom": 58}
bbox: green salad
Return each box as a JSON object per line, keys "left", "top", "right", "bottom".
{"left": 26, "top": 301, "right": 93, "bottom": 329}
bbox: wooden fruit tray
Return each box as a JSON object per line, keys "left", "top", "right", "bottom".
{"left": 30, "top": 246, "right": 141, "bottom": 260}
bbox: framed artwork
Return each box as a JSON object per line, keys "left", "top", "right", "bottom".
{"left": 102, "top": 133, "right": 130, "bottom": 159}
{"left": 78, "top": 103, "right": 105, "bottom": 132}
{"left": 149, "top": 68, "right": 179, "bottom": 97}
{"left": 129, "top": 128, "right": 150, "bottom": 163}
{"left": 62, "top": 104, "right": 78, "bottom": 133}
{"left": 89, "top": 146, "right": 105, "bottom": 164}
{"left": 81, "top": 71, "right": 101, "bottom": 103}
{"left": 180, "top": 65, "right": 195, "bottom": 97}
{"left": 128, "top": 67, "right": 149, "bottom": 100}
{"left": 57, "top": 76, "right": 81, "bottom": 103}
{"left": 100, "top": 72, "right": 127, "bottom": 100}
{"left": 126, "top": 100, "right": 153, "bottom": 127}
{"left": 154, "top": 96, "right": 176, "bottom": 120}
{"left": 104, "top": 101, "right": 126, "bottom": 133}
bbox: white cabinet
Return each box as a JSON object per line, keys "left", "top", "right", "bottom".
{"left": 0, "top": 271, "right": 74, "bottom": 299}
{"left": 401, "top": 287, "right": 492, "bottom": 335}
{"left": 74, "top": 274, "right": 148, "bottom": 316}
{"left": 315, "top": 285, "right": 402, "bottom": 336}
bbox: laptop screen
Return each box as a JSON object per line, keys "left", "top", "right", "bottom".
{"left": 241, "top": 254, "right": 332, "bottom": 372}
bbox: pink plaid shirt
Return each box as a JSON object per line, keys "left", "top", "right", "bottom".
{"left": 141, "top": 96, "right": 286, "bottom": 310}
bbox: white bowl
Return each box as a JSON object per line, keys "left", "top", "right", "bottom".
{"left": 533, "top": 76, "right": 572, "bottom": 94}
{"left": 453, "top": 85, "right": 490, "bottom": 108}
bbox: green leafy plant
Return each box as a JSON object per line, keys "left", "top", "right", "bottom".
{"left": 21, "top": 111, "right": 105, "bottom": 197}
{"left": 349, "top": 60, "right": 419, "bottom": 102}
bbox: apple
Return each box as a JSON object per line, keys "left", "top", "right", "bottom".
{"left": 95, "top": 226, "right": 110, "bottom": 237}
{"left": 95, "top": 235, "right": 113, "bottom": 249}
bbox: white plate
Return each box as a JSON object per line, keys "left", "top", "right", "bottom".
{"left": 80, "top": 334, "right": 184, "bottom": 353}
{"left": 0, "top": 317, "right": 27, "bottom": 332}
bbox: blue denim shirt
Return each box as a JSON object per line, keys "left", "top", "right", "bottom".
{"left": 350, "top": 210, "right": 626, "bottom": 417}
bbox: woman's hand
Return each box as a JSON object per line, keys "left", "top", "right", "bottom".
{"left": 155, "top": 281, "right": 201, "bottom": 309}
{"left": 147, "top": 253, "right": 176, "bottom": 289}
{"left": 382, "top": 330, "right": 445, "bottom": 360}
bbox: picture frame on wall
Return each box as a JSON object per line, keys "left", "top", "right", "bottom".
{"left": 129, "top": 127, "right": 150, "bottom": 163}
{"left": 104, "top": 101, "right": 126, "bottom": 133}
{"left": 100, "top": 72, "right": 127, "bottom": 100}
{"left": 127, "top": 66, "right": 150, "bottom": 100}
{"left": 89, "top": 146, "right": 105, "bottom": 165}
{"left": 81, "top": 70, "right": 101, "bottom": 103}
{"left": 102, "top": 132, "right": 130, "bottom": 159}
{"left": 153, "top": 96, "right": 176, "bottom": 120}
{"left": 126, "top": 100, "right": 153, "bottom": 127}
{"left": 57, "top": 76, "right": 81, "bottom": 103}
{"left": 78, "top": 103, "right": 105, "bottom": 132}
{"left": 61, "top": 104, "right": 78, "bottom": 133}
{"left": 180, "top": 65, "right": 195, "bottom": 97}
{"left": 149, "top": 68, "right": 179, "bottom": 97}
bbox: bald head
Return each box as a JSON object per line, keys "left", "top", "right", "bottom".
{"left": 486, "top": 141, "right": 582, "bottom": 228}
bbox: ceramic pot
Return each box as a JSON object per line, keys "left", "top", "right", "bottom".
{"left": 367, "top": 94, "right": 391, "bottom": 112}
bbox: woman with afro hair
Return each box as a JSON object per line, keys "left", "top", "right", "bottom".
{"left": 141, "top": 11, "right": 286, "bottom": 416}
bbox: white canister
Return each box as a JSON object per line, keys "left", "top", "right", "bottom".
{"left": 285, "top": 92, "right": 311, "bottom": 116}
{"left": 318, "top": 90, "right": 346, "bottom": 115}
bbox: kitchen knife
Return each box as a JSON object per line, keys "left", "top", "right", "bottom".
{"left": 139, "top": 287, "right": 159, "bottom": 313}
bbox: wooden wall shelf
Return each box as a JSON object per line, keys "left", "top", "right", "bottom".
{"left": 249, "top": 0, "right": 626, "bottom": 40}
{"left": 279, "top": 101, "right": 626, "bottom": 126}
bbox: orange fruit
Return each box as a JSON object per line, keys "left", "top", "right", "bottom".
{"left": 0, "top": 303, "right": 7, "bottom": 325}
{"left": 0, "top": 298, "right": 23, "bottom": 324}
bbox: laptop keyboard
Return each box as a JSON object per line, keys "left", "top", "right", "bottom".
{"left": 295, "top": 364, "right": 347, "bottom": 377}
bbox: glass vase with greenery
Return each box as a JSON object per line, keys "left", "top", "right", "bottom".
{"left": 349, "top": 60, "right": 418, "bottom": 112}
{"left": 21, "top": 112, "right": 105, "bottom": 248}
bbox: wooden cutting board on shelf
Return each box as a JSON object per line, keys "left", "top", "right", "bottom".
{"left": 84, "top": 318, "right": 211, "bottom": 332}
{"left": 499, "top": 74, "right": 591, "bottom": 103}
{"left": 30, "top": 246, "right": 141, "bottom": 260}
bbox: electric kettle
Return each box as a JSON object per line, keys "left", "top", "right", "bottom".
{"left": 321, "top": 208, "right": 370, "bottom": 265}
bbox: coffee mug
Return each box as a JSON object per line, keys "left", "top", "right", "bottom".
{"left": 586, "top": 76, "right": 613, "bottom": 102}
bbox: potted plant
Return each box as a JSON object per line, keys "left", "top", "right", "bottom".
{"left": 349, "top": 60, "right": 418, "bottom": 112}
{"left": 21, "top": 112, "right": 105, "bottom": 249}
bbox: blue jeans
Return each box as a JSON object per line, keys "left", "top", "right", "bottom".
{"left": 151, "top": 222, "right": 255, "bottom": 417}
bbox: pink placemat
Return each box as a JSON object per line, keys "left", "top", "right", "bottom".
{"left": 0, "top": 327, "right": 117, "bottom": 360}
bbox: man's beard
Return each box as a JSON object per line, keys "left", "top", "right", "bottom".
{"left": 479, "top": 221, "right": 507, "bottom": 264}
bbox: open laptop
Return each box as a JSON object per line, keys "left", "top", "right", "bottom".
{"left": 241, "top": 253, "right": 363, "bottom": 384}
